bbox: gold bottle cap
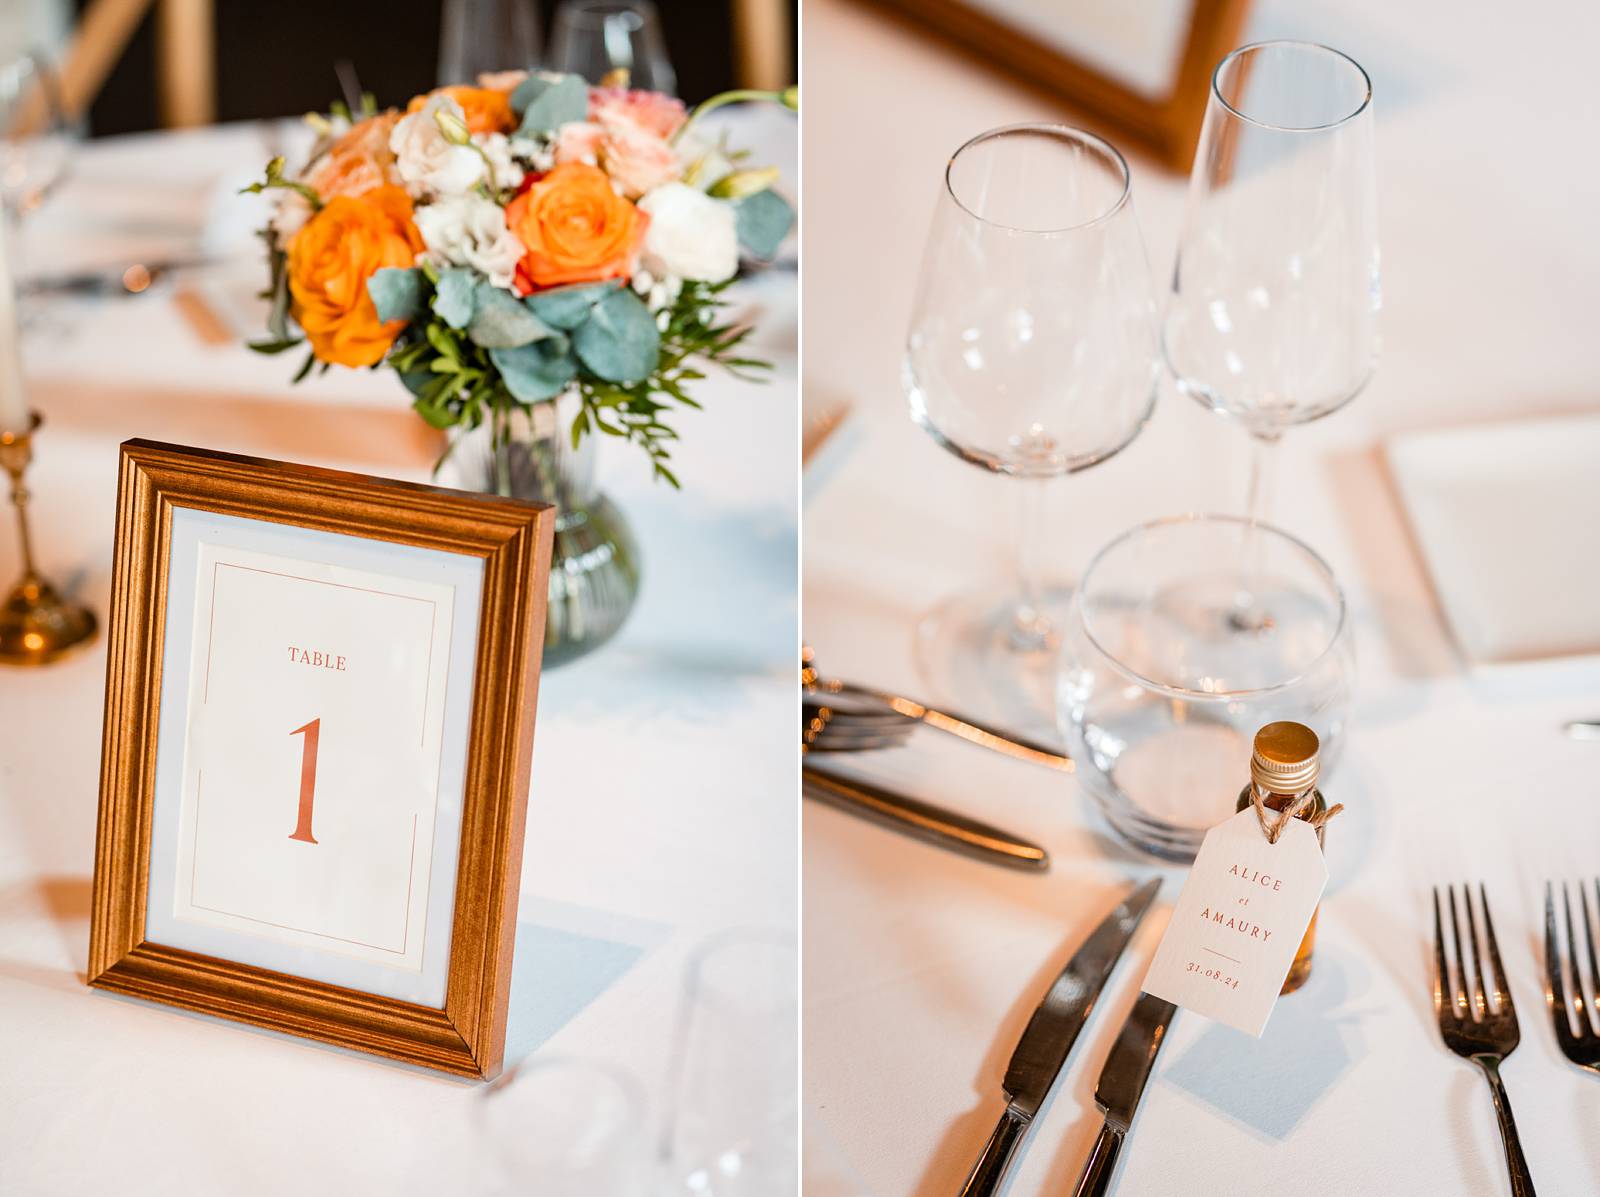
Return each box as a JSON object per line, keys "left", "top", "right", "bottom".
{"left": 1251, "top": 721, "right": 1320, "bottom": 796}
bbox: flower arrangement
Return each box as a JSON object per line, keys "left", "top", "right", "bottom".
{"left": 247, "top": 73, "right": 796, "bottom": 487}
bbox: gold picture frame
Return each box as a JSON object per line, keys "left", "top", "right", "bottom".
{"left": 87, "top": 440, "right": 553, "bottom": 1080}
{"left": 861, "top": 0, "right": 1253, "bottom": 171}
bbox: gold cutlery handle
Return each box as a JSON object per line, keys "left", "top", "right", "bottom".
{"left": 801, "top": 766, "right": 1048, "bottom": 871}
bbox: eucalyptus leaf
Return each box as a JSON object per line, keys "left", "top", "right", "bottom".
{"left": 433, "top": 268, "right": 478, "bottom": 329}
{"left": 517, "top": 74, "right": 589, "bottom": 135}
{"left": 468, "top": 286, "right": 559, "bottom": 348}
{"left": 734, "top": 189, "right": 794, "bottom": 260}
{"left": 525, "top": 280, "right": 619, "bottom": 330}
{"left": 573, "top": 288, "right": 660, "bottom": 383}
{"left": 489, "top": 341, "right": 579, "bottom": 403}
{"left": 368, "top": 267, "right": 427, "bottom": 323}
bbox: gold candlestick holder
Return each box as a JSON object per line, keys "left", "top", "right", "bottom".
{"left": 0, "top": 412, "right": 97, "bottom": 665}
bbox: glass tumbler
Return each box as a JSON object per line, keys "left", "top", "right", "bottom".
{"left": 1056, "top": 514, "right": 1354, "bottom": 860}
{"left": 662, "top": 928, "right": 798, "bottom": 1196}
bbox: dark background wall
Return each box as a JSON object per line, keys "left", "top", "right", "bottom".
{"left": 80, "top": 0, "right": 793, "bottom": 137}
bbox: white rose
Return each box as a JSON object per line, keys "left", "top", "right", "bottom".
{"left": 390, "top": 95, "right": 485, "bottom": 197}
{"left": 415, "top": 194, "right": 525, "bottom": 290}
{"left": 636, "top": 183, "right": 739, "bottom": 284}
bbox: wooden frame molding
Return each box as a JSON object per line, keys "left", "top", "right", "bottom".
{"left": 860, "top": 0, "right": 1253, "bottom": 171}
{"left": 87, "top": 441, "right": 553, "bottom": 1080}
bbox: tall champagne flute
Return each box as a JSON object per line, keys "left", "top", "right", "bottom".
{"left": 903, "top": 124, "right": 1159, "bottom": 728}
{"left": 1164, "top": 41, "right": 1379, "bottom": 622}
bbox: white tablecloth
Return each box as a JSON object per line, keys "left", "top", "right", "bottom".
{"left": 801, "top": 0, "right": 1600, "bottom": 1193}
{"left": 0, "top": 112, "right": 797, "bottom": 1195}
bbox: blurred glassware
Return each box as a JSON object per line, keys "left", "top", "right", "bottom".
{"left": 902, "top": 124, "right": 1159, "bottom": 730}
{"left": 1056, "top": 514, "right": 1354, "bottom": 861}
{"left": 549, "top": 0, "right": 676, "bottom": 94}
{"left": 1164, "top": 41, "right": 1379, "bottom": 582}
{"left": 438, "top": 0, "right": 543, "bottom": 86}
{"left": 0, "top": 50, "right": 73, "bottom": 224}
{"left": 480, "top": 1056, "right": 651, "bottom": 1196}
{"left": 662, "top": 928, "right": 798, "bottom": 1195}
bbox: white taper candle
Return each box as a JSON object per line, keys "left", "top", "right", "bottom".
{"left": 0, "top": 213, "right": 31, "bottom": 435}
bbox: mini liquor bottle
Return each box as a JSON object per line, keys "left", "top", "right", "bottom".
{"left": 1234, "top": 721, "right": 1329, "bottom": 994}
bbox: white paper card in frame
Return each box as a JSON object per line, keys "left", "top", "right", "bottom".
{"left": 144, "top": 505, "right": 483, "bottom": 1009}
{"left": 1142, "top": 810, "right": 1327, "bottom": 1037}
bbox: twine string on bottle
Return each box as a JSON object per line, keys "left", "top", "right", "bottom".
{"left": 1250, "top": 783, "right": 1344, "bottom": 844}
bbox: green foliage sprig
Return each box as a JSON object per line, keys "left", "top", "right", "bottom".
{"left": 573, "top": 278, "right": 767, "bottom": 488}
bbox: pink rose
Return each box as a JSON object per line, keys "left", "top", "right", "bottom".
{"left": 596, "top": 115, "right": 679, "bottom": 198}
{"left": 554, "top": 120, "right": 606, "bottom": 166}
{"left": 588, "top": 87, "right": 687, "bottom": 139}
{"left": 554, "top": 113, "right": 679, "bottom": 200}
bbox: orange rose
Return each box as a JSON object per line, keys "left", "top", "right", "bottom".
{"left": 504, "top": 162, "right": 647, "bottom": 291}
{"left": 288, "top": 186, "right": 423, "bottom": 367}
{"left": 407, "top": 86, "right": 514, "bottom": 136}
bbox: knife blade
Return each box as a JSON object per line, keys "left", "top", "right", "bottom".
{"left": 1072, "top": 991, "right": 1179, "bottom": 1197}
{"left": 957, "top": 877, "right": 1161, "bottom": 1197}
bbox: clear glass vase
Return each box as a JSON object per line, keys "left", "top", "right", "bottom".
{"left": 448, "top": 397, "right": 641, "bottom": 668}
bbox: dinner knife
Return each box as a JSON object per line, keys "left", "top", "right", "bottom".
{"left": 801, "top": 764, "right": 1048, "bottom": 871}
{"left": 957, "top": 878, "right": 1161, "bottom": 1196}
{"left": 1071, "top": 991, "right": 1178, "bottom": 1197}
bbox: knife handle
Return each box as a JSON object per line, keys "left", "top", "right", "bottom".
{"left": 802, "top": 766, "right": 1049, "bottom": 871}
{"left": 958, "top": 1105, "right": 1030, "bottom": 1197}
{"left": 1072, "top": 1122, "right": 1124, "bottom": 1197}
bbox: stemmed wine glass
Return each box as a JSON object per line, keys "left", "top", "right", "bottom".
{"left": 1, "top": 51, "right": 73, "bottom": 222}
{"left": 1164, "top": 41, "right": 1379, "bottom": 622}
{"left": 549, "top": 0, "right": 676, "bottom": 94}
{"left": 903, "top": 124, "right": 1159, "bottom": 729}
{"left": 438, "top": 0, "right": 543, "bottom": 86}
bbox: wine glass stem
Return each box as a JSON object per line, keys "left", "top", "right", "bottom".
{"left": 1239, "top": 429, "right": 1282, "bottom": 618}
{"left": 1010, "top": 475, "right": 1052, "bottom": 650}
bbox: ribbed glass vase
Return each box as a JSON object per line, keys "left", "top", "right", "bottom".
{"left": 447, "top": 397, "right": 640, "bottom": 667}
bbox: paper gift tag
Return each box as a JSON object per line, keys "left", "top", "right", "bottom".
{"left": 1142, "top": 809, "right": 1328, "bottom": 1037}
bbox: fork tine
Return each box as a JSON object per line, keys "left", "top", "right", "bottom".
{"left": 1561, "top": 883, "right": 1584, "bottom": 1031}
{"left": 1547, "top": 882, "right": 1574, "bottom": 1037}
{"left": 1579, "top": 882, "right": 1600, "bottom": 1036}
{"left": 1479, "top": 882, "right": 1513, "bottom": 1016}
{"left": 1463, "top": 882, "right": 1489, "bottom": 1018}
{"left": 1447, "top": 885, "right": 1471, "bottom": 1019}
{"left": 1433, "top": 887, "right": 1450, "bottom": 1018}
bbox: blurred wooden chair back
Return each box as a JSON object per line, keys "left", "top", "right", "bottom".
{"left": 732, "top": 0, "right": 791, "bottom": 90}
{"left": 58, "top": 0, "right": 214, "bottom": 128}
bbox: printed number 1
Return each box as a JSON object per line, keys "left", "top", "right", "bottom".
{"left": 288, "top": 718, "right": 320, "bottom": 844}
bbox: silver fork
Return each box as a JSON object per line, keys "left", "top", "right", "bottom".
{"left": 1544, "top": 879, "right": 1600, "bottom": 1076}
{"left": 1432, "top": 884, "right": 1537, "bottom": 1197}
{"left": 802, "top": 701, "right": 915, "bottom": 754}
